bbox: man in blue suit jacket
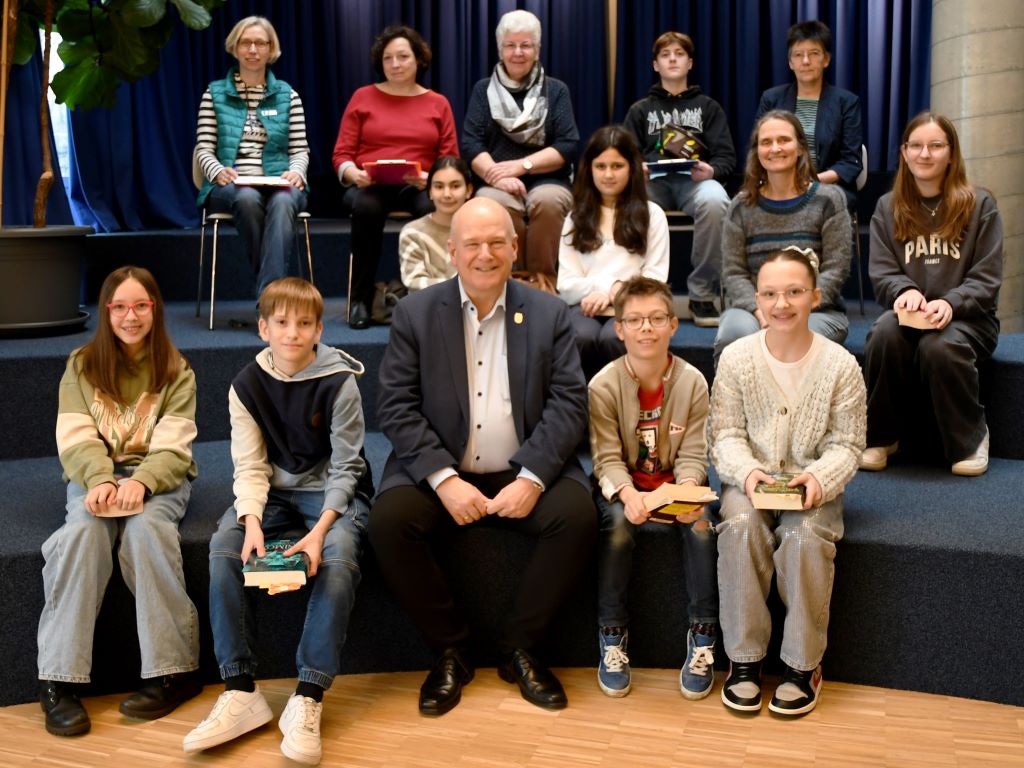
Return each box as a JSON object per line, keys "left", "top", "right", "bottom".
{"left": 369, "top": 197, "right": 596, "bottom": 716}
{"left": 756, "top": 20, "right": 863, "bottom": 207}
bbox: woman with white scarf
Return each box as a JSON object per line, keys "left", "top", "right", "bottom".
{"left": 462, "top": 10, "right": 579, "bottom": 277}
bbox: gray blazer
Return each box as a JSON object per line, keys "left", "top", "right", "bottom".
{"left": 376, "top": 277, "right": 588, "bottom": 495}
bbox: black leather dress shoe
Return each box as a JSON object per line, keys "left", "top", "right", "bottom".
{"left": 497, "top": 648, "right": 568, "bottom": 710}
{"left": 419, "top": 648, "right": 474, "bottom": 716}
{"left": 349, "top": 301, "right": 370, "bottom": 329}
{"left": 119, "top": 670, "right": 203, "bottom": 720}
{"left": 40, "top": 680, "right": 90, "bottom": 736}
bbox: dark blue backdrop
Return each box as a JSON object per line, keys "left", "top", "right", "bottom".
{"left": 2, "top": 0, "right": 928, "bottom": 231}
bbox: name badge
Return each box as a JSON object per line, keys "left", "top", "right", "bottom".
{"left": 260, "top": 109, "right": 278, "bottom": 117}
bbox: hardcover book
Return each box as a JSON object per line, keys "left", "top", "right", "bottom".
{"left": 364, "top": 160, "right": 422, "bottom": 186}
{"left": 752, "top": 473, "right": 806, "bottom": 510}
{"left": 896, "top": 307, "right": 936, "bottom": 330}
{"left": 643, "top": 483, "right": 718, "bottom": 524}
{"left": 243, "top": 539, "right": 308, "bottom": 594}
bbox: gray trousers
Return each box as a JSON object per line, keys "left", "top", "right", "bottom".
{"left": 716, "top": 484, "right": 843, "bottom": 671}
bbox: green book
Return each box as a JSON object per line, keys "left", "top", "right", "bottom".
{"left": 243, "top": 539, "right": 308, "bottom": 593}
{"left": 752, "top": 473, "right": 806, "bottom": 510}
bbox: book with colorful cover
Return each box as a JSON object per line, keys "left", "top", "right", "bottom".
{"left": 243, "top": 539, "right": 308, "bottom": 593}
{"left": 752, "top": 473, "right": 806, "bottom": 510}
{"left": 643, "top": 483, "right": 718, "bottom": 524}
{"left": 364, "top": 160, "right": 422, "bottom": 185}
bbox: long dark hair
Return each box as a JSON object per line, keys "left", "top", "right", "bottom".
{"left": 77, "top": 266, "right": 186, "bottom": 405}
{"left": 568, "top": 125, "right": 649, "bottom": 254}
{"left": 740, "top": 110, "right": 816, "bottom": 205}
{"left": 892, "top": 112, "right": 975, "bottom": 243}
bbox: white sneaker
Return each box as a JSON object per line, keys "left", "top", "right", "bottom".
{"left": 279, "top": 694, "right": 323, "bottom": 765}
{"left": 182, "top": 688, "right": 273, "bottom": 753}
{"left": 952, "top": 428, "right": 989, "bottom": 476}
{"left": 859, "top": 442, "right": 898, "bottom": 471}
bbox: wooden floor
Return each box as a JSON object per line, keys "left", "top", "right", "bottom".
{"left": 2, "top": 669, "right": 1022, "bottom": 767}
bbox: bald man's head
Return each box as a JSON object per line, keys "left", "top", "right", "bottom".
{"left": 448, "top": 198, "right": 518, "bottom": 311}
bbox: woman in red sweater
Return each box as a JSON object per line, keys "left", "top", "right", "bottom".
{"left": 333, "top": 25, "right": 459, "bottom": 328}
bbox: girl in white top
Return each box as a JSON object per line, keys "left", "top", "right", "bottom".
{"left": 709, "top": 246, "right": 865, "bottom": 717}
{"left": 398, "top": 156, "right": 473, "bottom": 291}
{"left": 557, "top": 125, "right": 670, "bottom": 376}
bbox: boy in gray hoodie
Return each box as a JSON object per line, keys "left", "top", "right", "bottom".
{"left": 185, "top": 278, "right": 372, "bottom": 766}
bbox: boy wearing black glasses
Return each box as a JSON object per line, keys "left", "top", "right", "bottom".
{"left": 587, "top": 276, "right": 718, "bottom": 701}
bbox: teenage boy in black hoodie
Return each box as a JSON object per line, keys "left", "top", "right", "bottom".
{"left": 624, "top": 31, "right": 736, "bottom": 328}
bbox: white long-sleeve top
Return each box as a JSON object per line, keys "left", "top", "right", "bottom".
{"left": 556, "top": 201, "right": 670, "bottom": 305}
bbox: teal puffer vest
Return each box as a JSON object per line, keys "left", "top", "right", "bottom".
{"left": 197, "top": 68, "right": 295, "bottom": 205}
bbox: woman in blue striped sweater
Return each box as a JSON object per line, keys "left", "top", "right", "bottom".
{"left": 715, "top": 110, "right": 851, "bottom": 364}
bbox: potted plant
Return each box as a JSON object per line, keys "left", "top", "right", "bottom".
{"left": 0, "top": 0, "right": 224, "bottom": 333}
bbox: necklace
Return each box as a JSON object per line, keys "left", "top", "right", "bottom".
{"left": 921, "top": 199, "right": 941, "bottom": 218}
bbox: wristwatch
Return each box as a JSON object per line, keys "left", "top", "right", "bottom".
{"left": 522, "top": 158, "right": 534, "bottom": 173}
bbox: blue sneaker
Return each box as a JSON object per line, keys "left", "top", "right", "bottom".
{"left": 597, "top": 627, "right": 631, "bottom": 697}
{"left": 680, "top": 623, "right": 716, "bottom": 700}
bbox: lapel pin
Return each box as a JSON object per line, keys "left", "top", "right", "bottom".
{"left": 514, "top": 311, "right": 524, "bottom": 325}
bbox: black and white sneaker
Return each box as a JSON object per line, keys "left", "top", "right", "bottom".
{"left": 720, "top": 660, "right": 762, "bottom": 712}
{"left": 689, "top": 300, "right": 720, "bottom": 328}
{"left": 768, "top": 664, "right": 823, "bottom": 716}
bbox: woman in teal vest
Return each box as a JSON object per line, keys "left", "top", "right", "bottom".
{"left": 195, "top": 16, "right": 310, "bottom": 300}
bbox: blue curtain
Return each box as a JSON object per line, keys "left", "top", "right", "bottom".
{"left": 1, "top": 52, "right": 73, "bottom": 227}
{"left": 59, "top": 0, "right": 608, "bottom": 231}
{"left": 613, "top": 0, "right": 932, "bottom": 174}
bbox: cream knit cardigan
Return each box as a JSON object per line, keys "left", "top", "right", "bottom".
{"left": 709, "top": 331, "right": 867, "bottom": 503}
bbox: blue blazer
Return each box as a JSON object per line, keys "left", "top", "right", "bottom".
{"left": 376, "top": 277, "right": 589, "bottom": 495}
{"left": 756, "top": 82, "right": 863, "bottom": 201}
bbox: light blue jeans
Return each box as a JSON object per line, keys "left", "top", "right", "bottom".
{"left": 208, "top": 489, "right": 368, "bottom": 689}
{"left": 647, "top": 175, "right": 730, "bottom": 302}
{"left": 716, "top": 484, "right": 844, "bottom": 672}
{"left": 37, "top": 479, "right": 199, "bottom": 683}
{"left": 595, "top": 491, "right": 718, "bottom": 628}
{"left": 713, "top": 307, "right": 849, "bottom": 367}
{"left": 207, "top": 183, "right": 307, "bottom": 299}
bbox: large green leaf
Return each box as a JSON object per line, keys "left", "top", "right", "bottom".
{"left": 51, "top": 61, "right": 120, "bottom": 110}
{"left": 120, "top": 0, "right": 168, "bottom": 28}
{"left": 56, "top": 37, "right": 98, "bottom": 67}
{"left": 56, "top": 7, "right": 103, "bottom": 42}
{"left": 12, "top": 10, "right": 41, "bottom": 66}
{"left": 169, "top": 0, "right": 211, "bottom": 30}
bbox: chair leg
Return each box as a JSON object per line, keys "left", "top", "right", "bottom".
{"left": 852, "top": 212, "right": 865, "bottom": 314}
{"left": 209, "top": 219, "right": 219, "bottom": 331}
{"left": 304, "top": 218, "right": 314, "bottom": 285}
{"left": 196, "top": 212, "right": 206, "bottom": 318}
{"left": 347, "top": 251, "right": 354, "bottom": 322}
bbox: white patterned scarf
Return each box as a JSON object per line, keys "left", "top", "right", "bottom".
{"left": 486, "top": 62, "right": 547, "bottom": 147}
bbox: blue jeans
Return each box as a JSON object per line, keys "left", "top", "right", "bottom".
{"left": 207, "top": 183, "right": 308, "bottom": 299}
{"left": 647, "top": 175, "right": 729, "bottom": 301}
{"left": 37, "top": 479, "right": 199, "bottom": 683}
{"left": 713, "top": 308, "right": 849, "bottom": 367}
{"left": 208, "top": 490, "right": 368, "bottom": 689}
{"left": 595, "top": 490, "right": 718, "bottom": 628}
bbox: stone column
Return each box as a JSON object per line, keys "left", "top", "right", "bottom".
{"left": 931, "top": 0, "right": 1024, "bottom": 332}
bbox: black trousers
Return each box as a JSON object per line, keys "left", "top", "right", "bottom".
{"left": 343, "top": 184, "right": 432, "bottom": 308}
{"left": 368, "top": 471, "right": 596, "bottom": 654}
{"left": 864, "top": 311, "right": 998, "bottom": 462}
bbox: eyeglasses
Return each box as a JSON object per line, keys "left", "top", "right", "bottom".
{"left": 619, "top": 312, "right": 672, "bottom": 330}
{"left": 501, "top": 42, "right": 536, "bottom": 54}
{"left": 238, "top": 38, "right": 270, "bottom": 50}
{"left": 756, "top": 288, "right": 812, "bottom": 302}
{"left": 904, "top": 141, "right": 949, "bottom": 155}
{"left": 789, "top": 49, "right": 824, "bottom": 61}
{"left": 107, "top": 300, "right": 155, "bottom": 317}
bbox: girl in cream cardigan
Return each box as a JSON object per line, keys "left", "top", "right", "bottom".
{"left": 709, "top": 246, "right": 865, "bottom": 717}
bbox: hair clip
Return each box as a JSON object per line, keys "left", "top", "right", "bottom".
{"left": 782, "top": 245, "right": 820, "bottom": 273}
